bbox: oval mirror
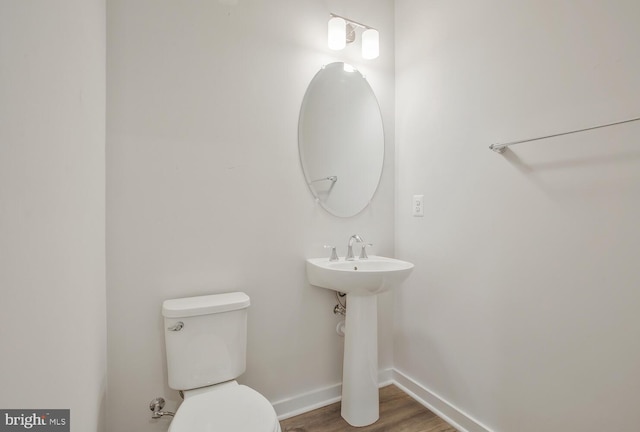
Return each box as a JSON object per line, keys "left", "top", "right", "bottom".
{"left": 298, "top": 62, "right": 384, "bottom": 217}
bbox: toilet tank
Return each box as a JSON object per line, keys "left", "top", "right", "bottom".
{"left": 162, "top": 292, "right": 250, "bottom": 390}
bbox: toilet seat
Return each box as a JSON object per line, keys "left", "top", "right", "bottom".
{"left": 168, "top": 381, "right": 281, "bottom": 432}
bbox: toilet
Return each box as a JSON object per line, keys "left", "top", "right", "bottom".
{"left": 162, "top": 292, "right": 281, "bottom": 432}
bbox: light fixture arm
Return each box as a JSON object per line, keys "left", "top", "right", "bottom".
{"left": 329, "top": 13, "right": 375, "bottom": 32}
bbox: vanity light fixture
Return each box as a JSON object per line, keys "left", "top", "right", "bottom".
{"left": 327, "top": 13, "right": 379, "bottom": 59}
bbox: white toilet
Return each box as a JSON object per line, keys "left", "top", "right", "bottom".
{"left": 162, "top": 292, "right": 281, "bottom": 432}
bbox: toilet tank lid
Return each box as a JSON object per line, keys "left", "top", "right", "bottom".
{"left": 162, "top": 292, "right": 250, "bottom": 318}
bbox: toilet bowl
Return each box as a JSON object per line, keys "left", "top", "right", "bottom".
{"left": 168, "top": 381, "right": 281, "bottom": 432}
{"left": 162, "top": 292, "right": 280, "bottom": 432}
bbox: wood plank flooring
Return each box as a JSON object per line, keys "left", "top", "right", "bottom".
{"left": 280, "top": 385, "right": 457, "bottom": 432}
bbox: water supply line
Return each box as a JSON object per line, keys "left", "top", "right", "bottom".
{"left": 149, "top": 397, "right": 175, "bottom": 419}
{"left": 333, "top": 291, "right": 346, "bottom": 316}
{"left": 333, "top": 292, "right": 347, "bottom": 337}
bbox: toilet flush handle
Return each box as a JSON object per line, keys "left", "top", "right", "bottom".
{"left": 167, "top": 321, "right": 184, "bottom": 331}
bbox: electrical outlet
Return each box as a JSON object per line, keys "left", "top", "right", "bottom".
{"left": 412, "top": 195, "right": 424, "bottom": 217}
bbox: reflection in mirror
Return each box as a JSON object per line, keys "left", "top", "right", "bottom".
{"left": 298, "top": 62, "right": 384, "bottom": 217}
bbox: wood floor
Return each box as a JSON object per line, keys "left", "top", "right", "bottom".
{"left": 280, "top": 385, "right": 457, "bottom": 432}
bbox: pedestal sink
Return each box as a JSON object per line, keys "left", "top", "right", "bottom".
{"left": 306, "top": 256, "right": 414, "bottom": 426}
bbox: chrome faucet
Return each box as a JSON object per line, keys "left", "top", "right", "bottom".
{"left": 324, "top": 245, "right": 339, "bottom": 262}
{"left": 345, "top": 234, "right": 364, "bottom": 261}
{"left": 359, "top": 243, "right": 373, "bottom": 260}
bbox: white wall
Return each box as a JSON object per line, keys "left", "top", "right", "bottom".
{"left": 5, "top": 2, "right": 638, "bottom": 430}
{"left": 106, "top": 1, "right": 394, "bottom": 431}
{"left": 0, "top": 1, "right": 106, "bottom": 431}
{"left": 395, "top": 1, "right": 640, "bottom": 431}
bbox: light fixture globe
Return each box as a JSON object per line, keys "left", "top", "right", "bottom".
{"left": 362, "top": 28, "right": 379, "bottom": 59}
{"left": 328, "top": 16, "right": 347, "bottom": 50}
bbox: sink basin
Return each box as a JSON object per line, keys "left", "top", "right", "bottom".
{"left": 306, "top": 255, "right": 414, "bottom": 295}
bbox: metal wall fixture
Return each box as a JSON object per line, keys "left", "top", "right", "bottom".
{"left": 149, "top": 397, "right": 175, "bottom": 419}
{"left": 328, "top": 13, "right": 379, "bottom": 59}
{"left": 489, "top": 116, "right": 640, "bottom": 153}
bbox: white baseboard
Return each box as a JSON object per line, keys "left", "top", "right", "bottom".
{"left": 273, "top": 368, "right": 492, "bottom": 432}
{"left": 273, "top": 381, "right": 342, "bottom": 420}
{"left": 391, "top": 369, "right": 492, "bottom": 432}
{"left": 274, "top": 368, "right": 394, "bottom": 420}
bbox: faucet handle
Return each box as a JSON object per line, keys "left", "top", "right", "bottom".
{"left": 324, "top": 245, "right": 339, "bottom": 262}
{"left": 359, "top": 243, "right": 373, "bottom": 260}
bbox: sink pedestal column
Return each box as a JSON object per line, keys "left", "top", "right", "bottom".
{"left": 341, "top": 294, "right": 379, "bottom": 426}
